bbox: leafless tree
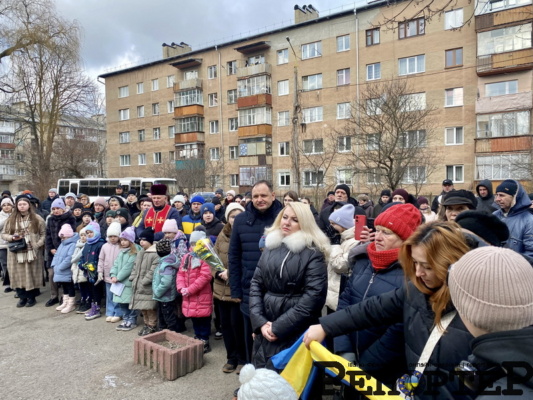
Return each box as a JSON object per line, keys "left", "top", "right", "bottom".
{"left": 150, "top": 152, "right": 205, "bottom": 195}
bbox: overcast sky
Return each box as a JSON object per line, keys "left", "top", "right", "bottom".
{"left": 54, "top": 0, "right": 359, "bottom": 82}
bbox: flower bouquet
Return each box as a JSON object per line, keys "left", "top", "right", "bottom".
{"left": 193, "top": 238, "right": 225, "bottom": 272}
{"left": 80, "top": 262, "right": 98, "bottom": 283}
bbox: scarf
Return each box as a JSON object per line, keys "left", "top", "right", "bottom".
{"left": 15, "top": 216, "right": 36, "bottom": 264}
{"left": 367, "top": 241, "right": 399, "bottom": 270}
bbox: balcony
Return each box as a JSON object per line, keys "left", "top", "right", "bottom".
{"left": 237, "top": 63, "right": 271, "bottom": 78}
{"left": 237, "top": 94, "right": 272, "bottom": 109}
{"left": 237, "top": 124, "right": 272, "bottom": 138}
{"left": 0, "top": 143, "right": 16, "bottom": 150}
{"left": 0, "top": 174, "right": 17, "bottom": 181}
{"left": 475, "top": 135, "right": 532, "bottom": 153}
{"left": 476, "top": 4, "right": 532, "bottom": 29}
{"left": 477, "top": 48, "right": 533, "bottom": 75}
{"left": 174, "top": 132, "right": 205, "bottom": 145}
{"left": 175, "top": 78, "right": 202, "bottom": 91}
{"left": 174, "top": 105, "right": 204, "bottom": 117}
{"left": 175, "top": 158, "right": 205, "bottom": 171}
{"left": 238, "top": 155, "right": 272, "bottom": 166}
{"left": 476, "top": 91, "right": 532, "bottom": 114}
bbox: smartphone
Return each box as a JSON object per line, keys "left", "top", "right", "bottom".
{"left": 367, "top": 218, "right": 375, "bottom": 232}
{"left": 354, "top": 215, "right": 367, "bottom": 240}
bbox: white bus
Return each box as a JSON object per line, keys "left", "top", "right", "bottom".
{"left": 57, "top": 177, "right": 177, "bottom": 201}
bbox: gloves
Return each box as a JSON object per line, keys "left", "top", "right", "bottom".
{"left": 95, "top": 272, "right": 104, "bottom": 285}
{"left": 180, "top": 288, "right": 189, "bottom": 297}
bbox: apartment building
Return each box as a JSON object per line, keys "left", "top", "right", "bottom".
{"left": 100, "top": 0, "right": 533, "bottom": 198}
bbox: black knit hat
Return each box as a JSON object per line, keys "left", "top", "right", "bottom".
{"left": 335, "top": 184, "right": 351, "bottom": 199}
{"left": 380, "top": 189, "right": 392, "bottom": 197}
{"left": 455, "top": 210, "right": 509, "bottom": 247}
{"left": 81, "top": 210, "right": 94, "bottom": 219}
{"left": 156, "top": 238, "right": 172, "bottom": 257}
{"left": 496, "top": 180, "right": 518, "bottom": 197}
{"left": 115, "top": 207, "right": 130, "bottom": 220}
{"left": 139, "top": 228, "right": 154, "bottom": 244}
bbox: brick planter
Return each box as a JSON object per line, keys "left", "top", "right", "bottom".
{"left": 134, "top": 329, "right": 204, "bottom": 380}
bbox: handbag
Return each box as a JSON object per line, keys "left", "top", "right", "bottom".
{"left": 9, "top": 238, "right": 27, "bottom": 253}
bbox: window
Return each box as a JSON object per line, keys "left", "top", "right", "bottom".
{"left": 399, "top": 55, "right": 425, "bottom": 75}
{"left": 169, "top": 151, "right": 175, "bottom": 161}
{"left": 303, "top": 170, "right": 324, "bottom": 186}
{"left": 302, "top": 41, "right": 322, "bottom": 59}
{"left": 227, "top": 89, "right": 237, "bottom": 104}
{"left": 237, "top": 75, "right": 271, "bottom": 97}
{"left": 177, "top": 116, "right": 205, "bottom": 133}
{"left": 302, "top": 74, "right": 322, "bottom": 91}
{"left": 137, "top": 105, "right": 144, "bottom": 118}
{"left": 278, "top": 80, "right": 289, "bottom": 96}
{"left": 229, "top": 146, "right": 238, "bottom": 160}
{"left": 184, "top": 70, "right": 198, "bottom": 80}
{"left": 337, "top": 103, "right": 351, "bottom": 119}
{"left": 118, "top": 109, "right": 130, "bottom": 121}
{"left": 366, "top": 63, "right": 381, "bottom": 81}
{"left": 478, "top": 23, "right": 532, "bottom": 56}
{"left": 137, "top": 82, "right": 144, "bottom": 94}
{"left": 477, "top": 110, "right": 530, "bottom": 137}
{"left": 238, "top": 107, "right": 272, "bottom": 127}
{"left": 400, "top": 130, "right": 427, "bottom": 148}
{"left": 230, "top": 174, "right": 239, "bottom": 187}
{"left": 445, "top": 88, "right": 463, "bottom": 107}
{"left": 476, "top": 153, "right": 530, "bottom": 180}
{"left": 118, "top": 86, "right": 129, "bottom": 98}
{"left": 208, "top": 93, "right": 218, "bottom": 107}
{"left": 177, "top": 143, "right": 203, "bottom": 159}
{"left": 302, "top": 107, "right": 323, "bottom": 123}
{"left": 337, "top": 169, "right": 354, "bottom": 185}
{"left": 239, "top": 166, "right": 271, "bottom": 186}
{"left": 119, "top": 155, "right": 130, "bottom": 166}
{"left": 446, "top": 165, "right": 464, "bottom": 182}
{"left": 366, "top": 98, "right": 384, "bottom": 115}
{"left": 279, "top": 171, "right": 291, "bottom": 186}
{"left": 485, "top": 81, "right": 518, "bottom": 97}
{"left": 229, "top": 117, "right": 238, "bottom": 131}
{"left": 167, "top": 100, "right": 174, "bottom": 113}
{"left": 367, "top": 168, "right": 382, "bottom": 184}
{"left": 338, "top": 136, "right": 352, "bottom": 152}
{"left": 138, "top": 153, "right": 146, "bottom": 165}
{"left": 119, "top": 131, "right": 130, "bottom": 144}
{"left": 366, "top": 28, "right": 380, "bottom": 46}
{"left": 177, "top": 89, "right": 203, "bottom": 106}
{"left": 399, "top": 18, "right": 425, "bottom": 39}
{"left": 153, "top": 128, "right": 161, "bottom": 140}
{"left": 153, "top": 152, "right": 162, "bottom": 164}
{"left": 138, "top": 129, "right": 145, "bottom": 142}
{"left": 337, "top": 69, "right": 350, "bottom": 86}
{"left": 278, "top": 111, "right": 290, "bottom": 127}
{"left": 209, "top": 120, "right": 219, "bottom": 134}
{"left": 445, "top": 48, "right": 463, "bottom": 68}
{"left": 367, "top": 134, "right": 380, "bottom": 150}
{"left": 403, "top": 166, "right": 426, "bottom": 183}
{"left": 279, "top": 142, "right": 290, "bottom": 156}
{"left": 152, "top": 103, "right": 160, "bottom": 115}
{"left": 303, "top": 139, "right": 324, "bottom": 154}
{"left": 227, "top": 60, "right": 237, "bottom": 75}
{"left": 445, "top": 127, "right": 464, "bottom": 145}
{"left": 151, "top": 79, "right": 159, "bottom": 91}
{"left": 487, "top": 0, "right": 531, "bottom": 11}
{"left": 168, "top": 125, "right": 176, "bottom": 138}
{"left": 337, "top": 35, "right": 350, "bottom": 52}
{"left": 401, "top": 93, "right": 426, "bottom": 111}
{"left": 210, "top": 147, "right": 220, "bottom": 161}
{"left": 247, "top": 54, "right": 264, "bottom": 65}
{"left": 167, "top": 75, "right": 175, "bottom": 88}
{"left": 277, "top": 49, "right": 289, "bottom": 65}
{"left": 208, "top": 65, "right": 217, "bottom": 79}
{"left": 445, "top": 9, "right": 463, "bottom": 30}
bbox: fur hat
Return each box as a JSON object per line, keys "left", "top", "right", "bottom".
{"left": 84, "top": 221, "right": 100, "bottom": 235}
{"left": 162, "top": 219, "right": 179, "bottom": 233}
{"left": 380, "top": 189, "right": 391, "bottom": 197}
{"left": 201, "top": 202, "right": 215, "bottom": 216}
{"left": 156, "top": 239, "right": 172, "bottom": 257}
{"left": 151, "top": 184, "right": 167, "bottom": 196}
{"left": 93, "top": 197, "right": 107, "bottom": 208}
{"left": 329, "top": 204, "right": 355, "bottom": 229}
{"left": 72, "top": 202, "right": 84, "bottom": 211}
{"left": 455, "top": 210, "right": 509, "bottom": 247}
{"left": 172, "top": 195, "right": 185, "bottom": 204}
{"left": 391, "top": 189, "right": 409, "bottom": 203}
{"left": 1, "top": 197, "right": 13, "bottom": 206}
{"left": 237, "top": 364, "right": 298, "bottom": 400}
{"left": 191, "top": 195, "right": 205, "bottom": 205}
{"left": 119, "top": 226, "right": 136, "bottom": 243}
{"left": 225, "top": 203, "right": 245, "bottom": 221}
{"left": 51, "top": 198, "right": 66, "bottom": 210}
{"left": 106, "top": 222, "right": 122, "bottom": 238}
{"left": 139, "top": 228, "right": 155, "bottom": 244}
{"left": 375, "top": 203, "right": 421, "bottom": 240}
{"left": 449, "top": 247, "right": 533, "bottom": 333}
{"left": 115, "top": 207, "right": 130, "bottom": 220}
{"left": 190, "top": 229, "right": 206, "bottom": 244}
{"left": 335, "top": 184, "right": 351, "bottom": 199}
{"left": 441, "top": 190, "right": 477, "bottom": 209}
{"left": 496, "top": 179, "right": 518, "bottom": 196}
{"left": 58, "top": 224, "right": 74, "bottom": 238}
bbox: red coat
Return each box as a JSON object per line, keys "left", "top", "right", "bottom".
{"left": 176, "top": 253, "right": 213, "bottom": 318}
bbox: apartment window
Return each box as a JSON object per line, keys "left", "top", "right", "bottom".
{"left": 227, "top": 60, "right": 237, "bottom": 75}
{"left": 137, "top": 82, "right": 144, "bottom": 94}
{"left": 118, "top": 86, "right": 129, "bottom": 98}
{"left": 302, "top": 41, "right": 322, "bottom": 59}
{"left": 401, "top": 130, "right": 427, "bottom": 148}
{"left": 278, "top": 111, "right": 290, "bottom": 127}
{"left": 367, "top": 134, "right": 380, "bottom": 150}
{"left": 152, "top": 103, "right": 160, "bottom": 115}
{"left": 167, "top": 75, "right": 175, "bottom": 88}
{"left": 402, "top": 166, "right": 426, "bottom": 183}
{"left": 119, "top": 131, "right": 130, "bottom": 144}
{"left": 177, "top": 116, "right": 204, "bottom": 133}
{"left": 303, "top": 170, "right": 324, "bottom": 186}
{"left": 138, "top": 153, "right": 146, "bottom": 166}
{"left": 230, "top": 174, "right": 239, "bottom": 187}
{"left": 445, "top": 127, "right": 464, "bottom": 145}
{"left": 176, "top": 89, "right": 203, "bottom": 106}
{"left": 239, "top": 166, "right": 271, "bottom": 186}
{"left": 247, "top": 54, "right": 264, "bottom": 65}
{"left": 399, "top": 18, "right": 425, "bottom": 39}
{"left": 151, "top": 78, "right": 159, "bottom": 91}
{"left": 208, "top": 93, "right": 218, "bottom": 107}
{"left": 208, "top": 65, "right": 217, "bottom": 79}
{"left": 279, "top": 142, "right": 290, "bottom": 156}
{"left": 302, "top": 74, "right": 322, "bottom": 91}
{"left": 209, "top": 120, "right": 219, "bottom": 134}
{"left": 118, "top": 109, "right": 129, "bottom": 121}
{"left": 277, "top": 48, "right": 289, "bottom": 65}
{"left": 227, "top": 89, "right": 237, "bottom": 104}
{"left": 337, "top": 103, "right": 351, "bottom": 119}
{"left": 485, "top": 80, "right": 518, "bottom": 97}
{"left": 477, "top": 110, "right": 530, "bottom": 137}
{"left": 237, "top": 75, "right": 271, "bottom": 97}
{"left": 137, "top": 105, "right": 144, "bottom": 118}
{"left": 399, "top": 55, "right": 425, "bottom": 75}
{"left": 366, "top": 98, "right": 383, "bottom": 115}
{"left": 366, "top": 63, "right": 381, "bottom": 81}
{"left": 476, "top": 153, "right": 530, "bottom": 180}
{"left": 445, "top": 88, "right": 463, "bottom": 107}
{"left": 446, "top": 165, "right": 464, "bottom": 182}
{"left": 366, "top": 28, "right": 380, "bottom": 46}
{"left": 168, "top": 125, "right": 176, "bottom": 138}
{"left": 302, "top": 107, "right": 323, "bottom": 123}
{"left": 153, "top": 152, "right": 162, "bottom": 164}
{"left": 119, "top": 155, "right": 131, "bottom": 166}
{"left": 279, "top": 171, "right": 291, "bottom": 186}
{"left": 169, "top": 151, "right": 175, "bottom": 161}
{"left": 229, "top": 146, "right": 238, "bottom": 160}
{"left": 229, "top": 117, "right": 238, "bottom": 131}
{"left": 153, "top": 128, "right": 161, "bottom": 140}
{"left": 337, "top": 169, "right": 354, "bottom": 185}
{"left": 167, "top": 100, "right": 174, "bottom": 113}
{"left": 138, "top": 129, "right": 145, "bottom": 142}
{"left": 401, "top": 93, "right": 426, "bottom": 111}
{"left": 367, "top": 168, "right": 382, "bottom": 184}
{"left": 337, "top": 69, "right": 350, "bottom": 86}
{"left": 238, "top": 107, "right": 272, "bottom": 127}
{"left": 337, "top": 35, "right": 350, "bottom": 52}
{"left": 303, "top": 139, "right": 323, "bottom": 154}
{"left": 445, "top": 48, "right": 463, "bottom": 68}
{"left": 445, "top": 9, "right": 463, "bottom": 30}
{"left": 338, "top": 136, "right": 352, "bottom": 152}
{"left": 278, "top": 80, "right": 289, "bottom": 96}
{"left": 210, "top": 147, "right": 220, "bottom": 161}
{"left": 478, "top": 23, "right": 532, "bottom": 56}
{"left": 184, "top": 70, "right": 198, "bottom": 80}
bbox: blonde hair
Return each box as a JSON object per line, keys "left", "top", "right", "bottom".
{"left": 265, "top": 202, "right": 330, "bottom": 259}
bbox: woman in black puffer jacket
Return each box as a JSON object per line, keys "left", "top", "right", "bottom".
{"left": 249, "top": 202, "right": 330, "bottom": 369}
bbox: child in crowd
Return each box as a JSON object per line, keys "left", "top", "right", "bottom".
{"left": 130, "top": 228, "right": 159, "bottom": 336}
{"left": 115, "top": 208, "right": 131, "bottom": 231}
{"left": 177, "top": 229, "right": 213, "bottom": 353}
{"left": 80, "top": 221, "right": 106, "bottom": 320}
{"left": 71, "top": 228, "right": 88, "bottom": 313}
{"left": 100, "top": 209, "right": 116, "bottom": 239}
{"left": 110, "top": 226, "right": 140, "bottom": 331}
{"left": 76, "top": 210, "right": 93, "bottom": 233}
{"left": 200, "top": 203, "right": 224, "bottom": 244}
{"left": 52, "top": 224, "right": 79, "bottom": 314}
{"left": 98, "top": 222, "right": 123, "bottom": 323}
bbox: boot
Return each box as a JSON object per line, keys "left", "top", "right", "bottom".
{"left": 84, "top": 302, "right": 101, "bottom": 320}
{"left": 56, "top": 295, "right": 69, "bottom": 311}
{"left": 76, "top": 299, "right": 90, "bottom": 314}
{"left": 61, "top": 297, "right": 76, "bottom": 314}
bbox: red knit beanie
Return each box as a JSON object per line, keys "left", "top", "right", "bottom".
{"left": 375, "top": 203, "right": 421, "bottom": 240}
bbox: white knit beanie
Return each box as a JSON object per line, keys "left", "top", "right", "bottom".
{"left": 329, "top": 204, "right": 355, "bottom": 229}
{"left": 162, "top": 219, "right": 179, "bottom": 233}
{"left": 449, "top": 247, "right": 533, "bottom": 333}
{"left": 106, "top": 222, "right": 121, "bottom": 238}
{"left": 237, "top": 364, "right": 297, "bottom": 400}
{"left": 225, "top": 202, "right": 245, "bottom": 221}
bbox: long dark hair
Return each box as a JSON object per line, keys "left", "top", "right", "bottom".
{"left": 4, "top": 198, "right": 42, "bottom": 234}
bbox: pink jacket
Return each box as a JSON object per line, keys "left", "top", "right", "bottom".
{"left": 176, "top": 253, "right": 213, "bottom": 318}
{"left": 98, "top": 242, "right": 121, "bottom": 283}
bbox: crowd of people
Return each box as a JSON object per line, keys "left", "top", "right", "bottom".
{"left": 1, "top": 178, "right": 533, "bottom": 399}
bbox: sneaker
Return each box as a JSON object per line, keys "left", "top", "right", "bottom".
{"left": 45, "top": 297, "right": 59, "bottom": 307}
{"left": 116, "top": 322, "right": 127, "bottom": 331}
{"left": 84, "top": 303, "right": 101, "bottom": 320}
{"left": 119, "top": 321, "right": 137, "bottom": 331}
{"left": 76, "top": 301, "right": 90, "bottom": 314}
{"left": 138, "top": 325, "right": 156, "bottom": 336}
{"left": 222, "top": 363, "right": 237, "bottom": 373}
{"left": 110, "top": 316, "right": 122, "bottom": 323}
{"left": 202, "top": 340, "right": 211, "bottom": 354}
{"left": 105, "top": 316, "right": 112, "bottom": 322}
{"left": 214, "top": 331, "right": 223, "bottom": 340}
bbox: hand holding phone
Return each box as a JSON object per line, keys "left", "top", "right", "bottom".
{"left": 354, "top": 215, "right": 367, "bottom": 240}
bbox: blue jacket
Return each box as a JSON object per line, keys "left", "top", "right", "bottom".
{"left": 181, "top": 210, "right": 202, "bottom": 239}
{"left": 229, "top": 199, "right": 283, "bottom": 316}
{"left": 493, "top": 180, "right": 533, "bottom": 257}
{"left": 152, "top": 253, "right": 180, "bottom": 302}
{"left": 51, "top": 234, "right": 79, "bottom": 282}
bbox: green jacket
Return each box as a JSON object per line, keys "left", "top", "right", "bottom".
{"left": 109, "top": 245, "right": 141, "bottom": 304}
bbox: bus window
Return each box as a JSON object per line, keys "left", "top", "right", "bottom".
{"left": 156, "top": 179, "right": 177, "bottom": 195}
{"left": 130, "top": 180, "right": 141, "bottom": 194}
{"left": 100, "top": 180, "right": 119, "bottom": 197}
{"left": 58, "top": 180, "right": 70, "bottom": 196}
{"left": 141, "top": 182, "right": 152, "bottom": 195}
{"left": 80, "top": 180, "right": 99, "bottom": 197}
{"left": 71, "top": 183, "right": 78, "bottom": 195}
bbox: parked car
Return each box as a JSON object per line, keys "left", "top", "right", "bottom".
{"left": 191, "top": 192, "right": 216, "bottom": 203}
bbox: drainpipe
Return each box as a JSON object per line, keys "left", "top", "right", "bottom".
{"left": 354, "top": 7, "right": 361, "bottom": 194}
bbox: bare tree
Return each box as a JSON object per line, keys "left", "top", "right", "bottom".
{"left": 151, "top": 152, "right": 205, "bottom": 195}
